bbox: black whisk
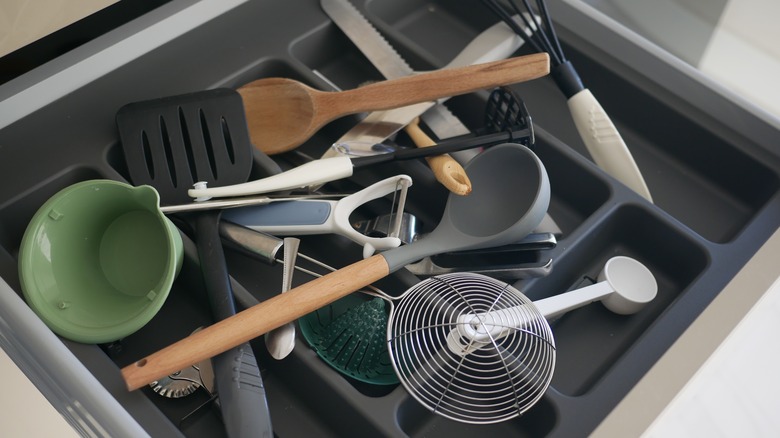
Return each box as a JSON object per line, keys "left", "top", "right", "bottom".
{"left": 481, "top": 0, "right": 582, "bottom": 97}
{"left": 481, "top": 0, "right": 653, "bottom": 202}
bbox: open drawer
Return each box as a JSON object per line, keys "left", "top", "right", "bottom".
{"left": 1, "top": 0, "right": 779, "bottom": 436}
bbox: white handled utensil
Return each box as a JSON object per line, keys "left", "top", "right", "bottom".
{"left": 483, "top": 0, "right": 652, "bottom": 201}
{"left": 446, "top": 256, "right": 657, "bottom": 355}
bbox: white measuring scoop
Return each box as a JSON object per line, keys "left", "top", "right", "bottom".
{"left": 447, "top": 256, "right": 658, "bottom": 355}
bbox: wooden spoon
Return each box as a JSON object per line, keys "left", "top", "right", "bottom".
{"left": 405, "top": 117, "right": 472, "bottom": 196}
{"left": 237, "top": 53, "right": 549, "bottom": 155}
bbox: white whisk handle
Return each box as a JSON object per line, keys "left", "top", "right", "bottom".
{"left": 567, "top": 88, "right": 653, "bottom": 202}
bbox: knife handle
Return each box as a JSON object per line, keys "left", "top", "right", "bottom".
{"left": 405, "top": 118, "right": 472, "bottom": 196}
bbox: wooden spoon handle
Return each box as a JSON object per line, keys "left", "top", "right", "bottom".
{"left": 121, "top": 254, "right": 390, "bottom": 391}
{"left": 405, "top": 117, "right": 472, "bottom": 196}
{"left": 322, "top": 53, "right": 549, "bottom": 116}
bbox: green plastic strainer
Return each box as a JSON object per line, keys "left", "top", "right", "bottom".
{"left": 299, "top": 294, "right": 399, "bottom": 385}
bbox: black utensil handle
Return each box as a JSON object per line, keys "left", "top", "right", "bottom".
{"left": 351, "top": 128, "right": 530, "bottom": 167}
{"left": 195, "top": 212, "right": 273, "bottom": 438}
{"left": 196, "top": 212, "right": 239, "bottom": 319}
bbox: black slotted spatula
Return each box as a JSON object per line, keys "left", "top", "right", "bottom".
{"left": 117, "top": 88, "right": 253, "bottom": 203}
{"left": 117, "top": 88, "right": 273, "bottom": 438}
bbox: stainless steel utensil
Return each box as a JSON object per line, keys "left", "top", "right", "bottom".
{"left": 149, "top": 329, "right": 214, "bottom": 399}
{"left": 149, "top": 365, "right": 203, "bottom": 398}
{"left": 352, "top": 212, "right": 418, "bottom": 245}
{"left": 391, "top": 257, "right": 656, "bottom": 423}
{"left": 265, "top": 238, "right": 300, "bottom": 360}
{"left": 386, "top": 272, "right": 555, "bottom": 424}
{"left": 352, "top": 211, "right": 555, "bottom": 247}
{"left": 404, "top": 256, "right": 553, "bottom": 280}
{"left": 353, "top": 212, "right": 556, "bottom": 280}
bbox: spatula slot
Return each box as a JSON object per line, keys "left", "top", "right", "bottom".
{"left": 141, "top": 131, "right": 155, "bottom": 180}
{"left": 198, "top": 108, "right": 218, "bottom": 180}
{"left": 178, "top": 107, "right": 197, "bottom": 184}
{"left": 221, "top": 117, "right": 236, "bottom": 165}
{"left": 159, "top": 115, "right": 178, "bottom": 188}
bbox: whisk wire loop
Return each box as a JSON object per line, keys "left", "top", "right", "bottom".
{"left": 534, "top": 0, "right": 567, "bottom": 62}
{"left": 388, "top": 273, "right": 556, "bottom": 424}
{"left": 515, "top": 0, "right": 562, "bottom": 64}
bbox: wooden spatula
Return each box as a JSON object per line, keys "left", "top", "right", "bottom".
{"left": 237, "top": 53, "right": 550, "bottom": 155}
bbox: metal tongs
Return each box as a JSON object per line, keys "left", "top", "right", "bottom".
{"left": 353, "top": 212, "right": 556, "bottom": 280}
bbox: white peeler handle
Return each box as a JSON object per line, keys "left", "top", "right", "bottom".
{"left": 188, "top": 156, "right": 355, "bottom": 199}
{"left": 567, "top": 89, "right": 653, "bottom": 202}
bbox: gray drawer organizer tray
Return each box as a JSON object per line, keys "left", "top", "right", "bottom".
{"left": 1, "top": 0, "right": 779, "bottom": 436}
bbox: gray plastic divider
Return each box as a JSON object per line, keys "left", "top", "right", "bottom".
{"left": 0, "top": 0, "right": 779, "bottom": 437}
{"left": 0, "top": 276, "right": 150, "bottom": 437}
{"left": 0, "top": 0, "right": 248, "bottom": 129}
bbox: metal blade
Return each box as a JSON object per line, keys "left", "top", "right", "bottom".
{"left": 319, "top": 0, "right": 462, "bottom": 160}
{"left": 329, "top": 101, "right": 434, "bottom": 145}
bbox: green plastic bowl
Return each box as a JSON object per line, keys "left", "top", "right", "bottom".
{"left": 18, "top": 180, "right": 183, "bottom": 344}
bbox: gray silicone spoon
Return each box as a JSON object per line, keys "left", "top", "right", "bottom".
{"left": 122, "top": 143, "right": 551, "bottom": 390}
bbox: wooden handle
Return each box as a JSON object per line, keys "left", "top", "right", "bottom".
{"left": 405, "top": 117, "right": 472, "bottom": 195}
{"left": 121, "top": 254, "right": 390, "bottom": 391}
{"left": 319, "top": 53, "right": 550, "bottom": 117}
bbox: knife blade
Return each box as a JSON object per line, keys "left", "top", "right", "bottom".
{"left": 321, "top": 0, "right": 414, "bottom": 79}
{"left": 319, "top": 0, "right": 523, "bottom": 158}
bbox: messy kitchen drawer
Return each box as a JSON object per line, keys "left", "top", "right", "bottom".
{"left": 1, "top": 0, "right": 779, "bottom": 437}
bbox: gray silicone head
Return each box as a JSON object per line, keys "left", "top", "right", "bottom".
{"left": 383, "top": 143, "right": 550, "bottom": 272}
